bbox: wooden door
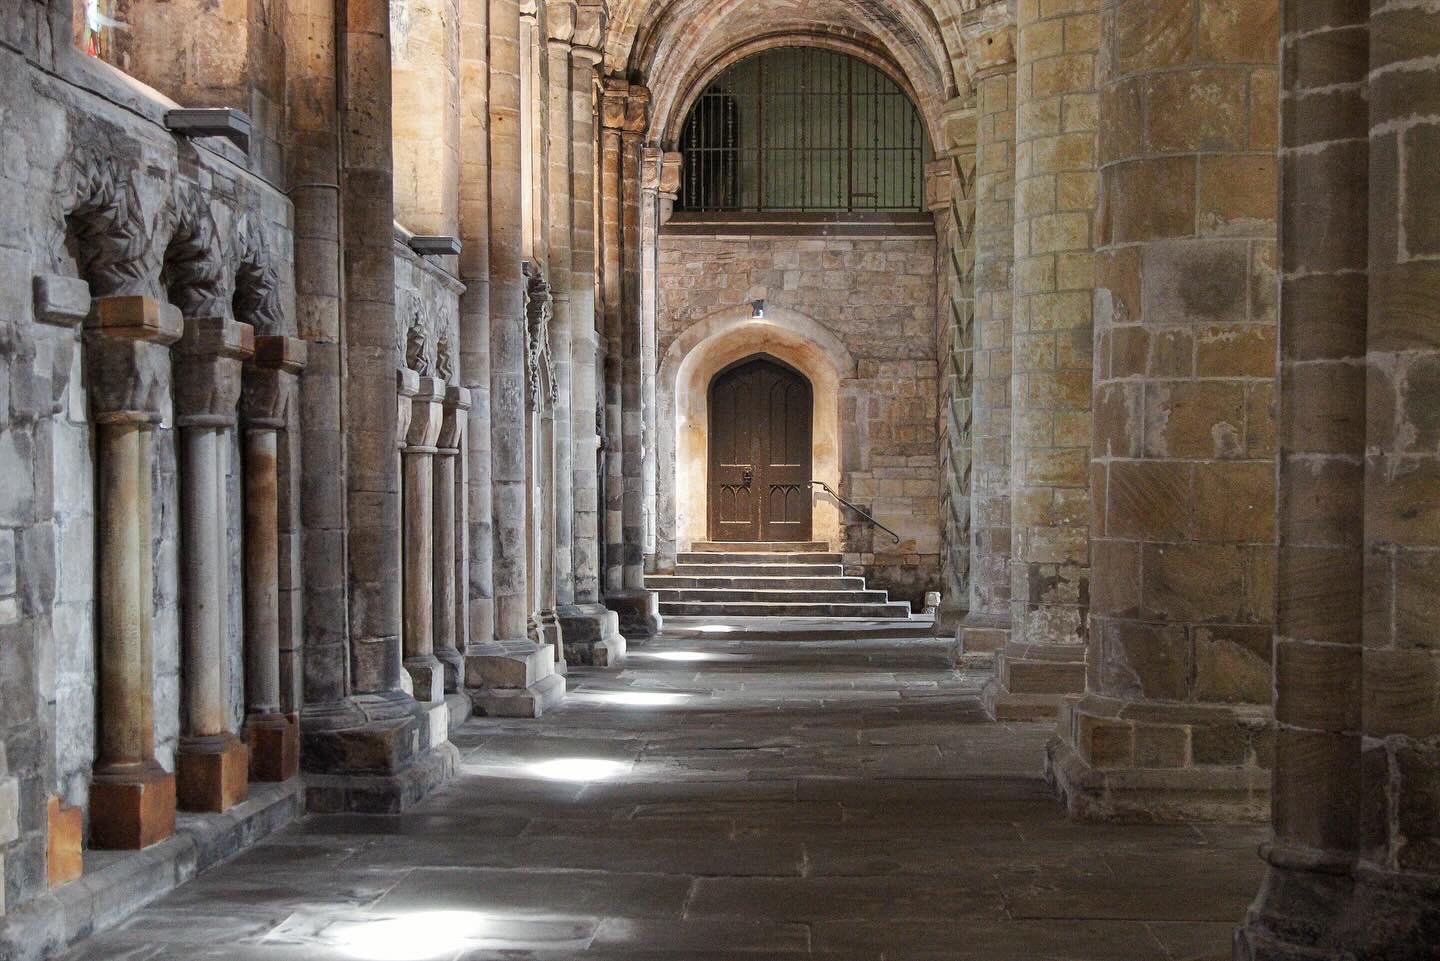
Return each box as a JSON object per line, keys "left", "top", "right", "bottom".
{"left": 708, "top": 356, "right": 813, "bottom": 541}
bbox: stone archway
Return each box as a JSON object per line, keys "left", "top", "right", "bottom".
{"left": 656, "top": 305, "right": 856, "bottom": 570}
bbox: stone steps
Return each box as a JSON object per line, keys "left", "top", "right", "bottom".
{"left": 677, "top": 551, "right": 842, "bottom": 565}
{"left": 672, "top": 562, "right": 846, "bottom": 577}
{"left": 690, "top": 540, "right": 830, "bottom": 553}
{"left": 647, "top": 575, "right": 869, "bottom": 590}
{"left": 648, "top": 542, "right": 913, "bottom": 620}
{"left": 658, "top": 600, "right": 914, "bottom": 618}
{"left": 654, "top": 587, "right": 893, "bottom": 604}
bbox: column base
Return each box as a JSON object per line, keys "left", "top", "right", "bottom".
{"left": 981, "top": 640, "right": 1085, "bottom": 720}
{"left": 176, "top": 733, "right": 251, "bottom": 813}
{"left": 436, "top": 646, "right": 465, "bottom": 694}
{"left": 46, "top": 796, "right": 83, "bottom": 888}
{"left": 1046, "top": 694, "right": 1271, "bottom": 822}
{"left": 404, "top": 653, "right": 447, "bottom": 703}
{"left": 558, "top": 603, "right": 627, "bottom": 667}
{"left": 301, "top": 693, "right": 457, "bottom": 814}
{"left": 955, "top": 613, "right": 1009, "bottom": 670}
{"left": 605, "top": 589, "right": 661, "bottom": 639}
{"left": 466, "top": 640, "right": 567, "bottom": 718}
{"left": 89, "top": 761, "right": 176, "bottom": 850}
{"left": 1235, "top": 846, "right": 1440, "bottom": 961}
{"left": 246, "top": 712, "right": 300, "bottom": 782}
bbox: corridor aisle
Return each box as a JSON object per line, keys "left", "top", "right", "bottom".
{"left": 57, "top": 619, "right": 1265, "bottom": 961}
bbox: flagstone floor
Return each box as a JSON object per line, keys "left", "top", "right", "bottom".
{"left": 57, "top": 617, "right": 1266, "bottom": 961}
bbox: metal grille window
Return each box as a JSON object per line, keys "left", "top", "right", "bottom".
{"left": 678, "top": 48, "right": 929, "bottom": 213}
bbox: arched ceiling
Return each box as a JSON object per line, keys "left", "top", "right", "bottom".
{"left": 602, "top": 0, "right": 995, "bottom": 146}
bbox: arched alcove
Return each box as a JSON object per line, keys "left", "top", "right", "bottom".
{"left": 656, "top": 305, "right": 856, "bottom": 568}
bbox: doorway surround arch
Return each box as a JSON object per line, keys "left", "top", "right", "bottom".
{"left": 657, "top": 305, "right": 856, "bottom": 569}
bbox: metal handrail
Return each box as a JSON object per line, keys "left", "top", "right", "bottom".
{"left": 809, "top": 480, "right": 902, "bottom": 546}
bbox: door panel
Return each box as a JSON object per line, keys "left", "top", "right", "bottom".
{"left": 708, "top": 356, "right": 813, "bottom": 541}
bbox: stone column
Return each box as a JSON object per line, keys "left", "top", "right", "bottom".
{"left": 639, "top": 145, "right": 661, "bottom": 575}
{"left": 433, "top": 387, "right": 470, "bottom": 692}
{"left": 956, "top": 18, "right": 1016, "bottom": 664}
{"left": 933, "top": 98, "right": 976, "bottom": 638}
{"left": 1237, "top": 2, "right": 1368, "bottom": 954}
{"left": 459, "top": 0, "right": 496, "bottom": 651}
{"left": 174, "top": 317, "right": 255, "bottom": 814}
{"left": 85, "top": 295, "right": 182, "bottom": 850}
{"left": 1349, "top": 3, "right": 1440, "bottom": 945}
{"left": 568, "top": 36, "right": 603, "bottom": 609}
{"left": 558, "top": 23, "right": 626, "bottom": 665}
{"left": 604, "top": 81, "right": 662, "bottom": 637}
{"left": 403, "top": 376, "right": 447, "bottom": 702}
{"left": 489, "top": 0, "right": 532, "bottom": 644}
{"left": 985, "top": 0, "right": 1100, "bottom": 721}
{"left": 343, "top": 0, "right": 405, "bottom": 699}
{"left": 1047, "top": 0, "right": 1280, "bottom": 821}
{"left": 241, "top": 336, "right": 307, "bottom": 782}
{"left": 600, "top": 80, "right": 625, "bottom": 596}
{"left": 546, "top": 1, "right": 577, "bottom": 610}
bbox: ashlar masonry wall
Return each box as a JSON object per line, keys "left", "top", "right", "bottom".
{"left": 657, "top": 229, "right": 941, "bottom": 606}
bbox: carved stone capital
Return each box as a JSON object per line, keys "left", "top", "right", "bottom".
{"left": 961, "top": 22, "right": 1016, "bottom": 81}
{"left": 437, "top": 386, "right": 472, "bottom": 452}
{"left": 546, "top": 0, "right": 576, "bottom": 42}
{"left": 397, "top": 368, "right": 420, "bottom": 447}
{"left": 573, "top": 0, "right": 607, "bottom": 52}
{"left": 641, "top": 146, "right": 664, "bottom": 191}
{"left": 241, "top": 366, "right": 295, "bottom": 429}
{"left": 174, "top": 318, "right": 255, "bottom": 427}
{"left": 659, "top": 152, "right": 684, "bottom": 195}
{"left": 624, "top": 84, "right": 650, "bottom": 136}
{"left": 925, "top": 159, "right": 953, "bottom": 212}
{"left": 601, "top": 78, "right": 630, "bottom": 130}
{"left": 84, "top": 296, "right": 182, "bottom": 422}
{"left": 941, "top": 98, "right": 979, "bottom": 156}
{"left": 406, "top": 376, "right": 446, "bottom": 450}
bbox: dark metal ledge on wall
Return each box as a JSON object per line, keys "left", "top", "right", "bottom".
{"left": 662, "top": 211, "right": 937, "bottom": 238}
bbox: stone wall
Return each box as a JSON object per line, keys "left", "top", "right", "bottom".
{"left": 657, "top": 230, "right": 942, "bottom": 605}
{"left": 0, "top": 11, "right": 294, "bottom": 915}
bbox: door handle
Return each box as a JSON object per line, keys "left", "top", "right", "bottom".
{"left": 742, "top": 466, "right": 754, "bottom": 488}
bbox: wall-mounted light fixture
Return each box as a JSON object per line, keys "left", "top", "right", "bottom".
{"left": 751, "top": 299, "right": 766, "bottom": 319}
{"left": 409, "top": 236, "right": 463, "bottom": 257}
{"left": 164, "top": 108, "right": 251, "bottom": 152}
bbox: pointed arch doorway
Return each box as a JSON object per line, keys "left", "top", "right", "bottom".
{"left": 708, "top": 354, "right": 814, "bottom": 542}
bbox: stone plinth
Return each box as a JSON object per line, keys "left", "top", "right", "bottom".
{"left": 605, "top": 589, "right": 661, "bottom": 640}
{"left": 175, "top": 734, "right": 251, "bottom": 814}
{"left": 559, "top": 604, "right": 627, "bottom": 667}
{"left": 90, "top": 764, "right": 176, "bottom": 851}
{"left": 46, "top": 798, "right": 82, "bottom": 888}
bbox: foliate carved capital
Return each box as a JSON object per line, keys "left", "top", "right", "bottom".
{"left": 406, "top": 376, "right": 446, "bottom": 450}
{"left": 174, "top": 317, "right": 255, "bottom": 426}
